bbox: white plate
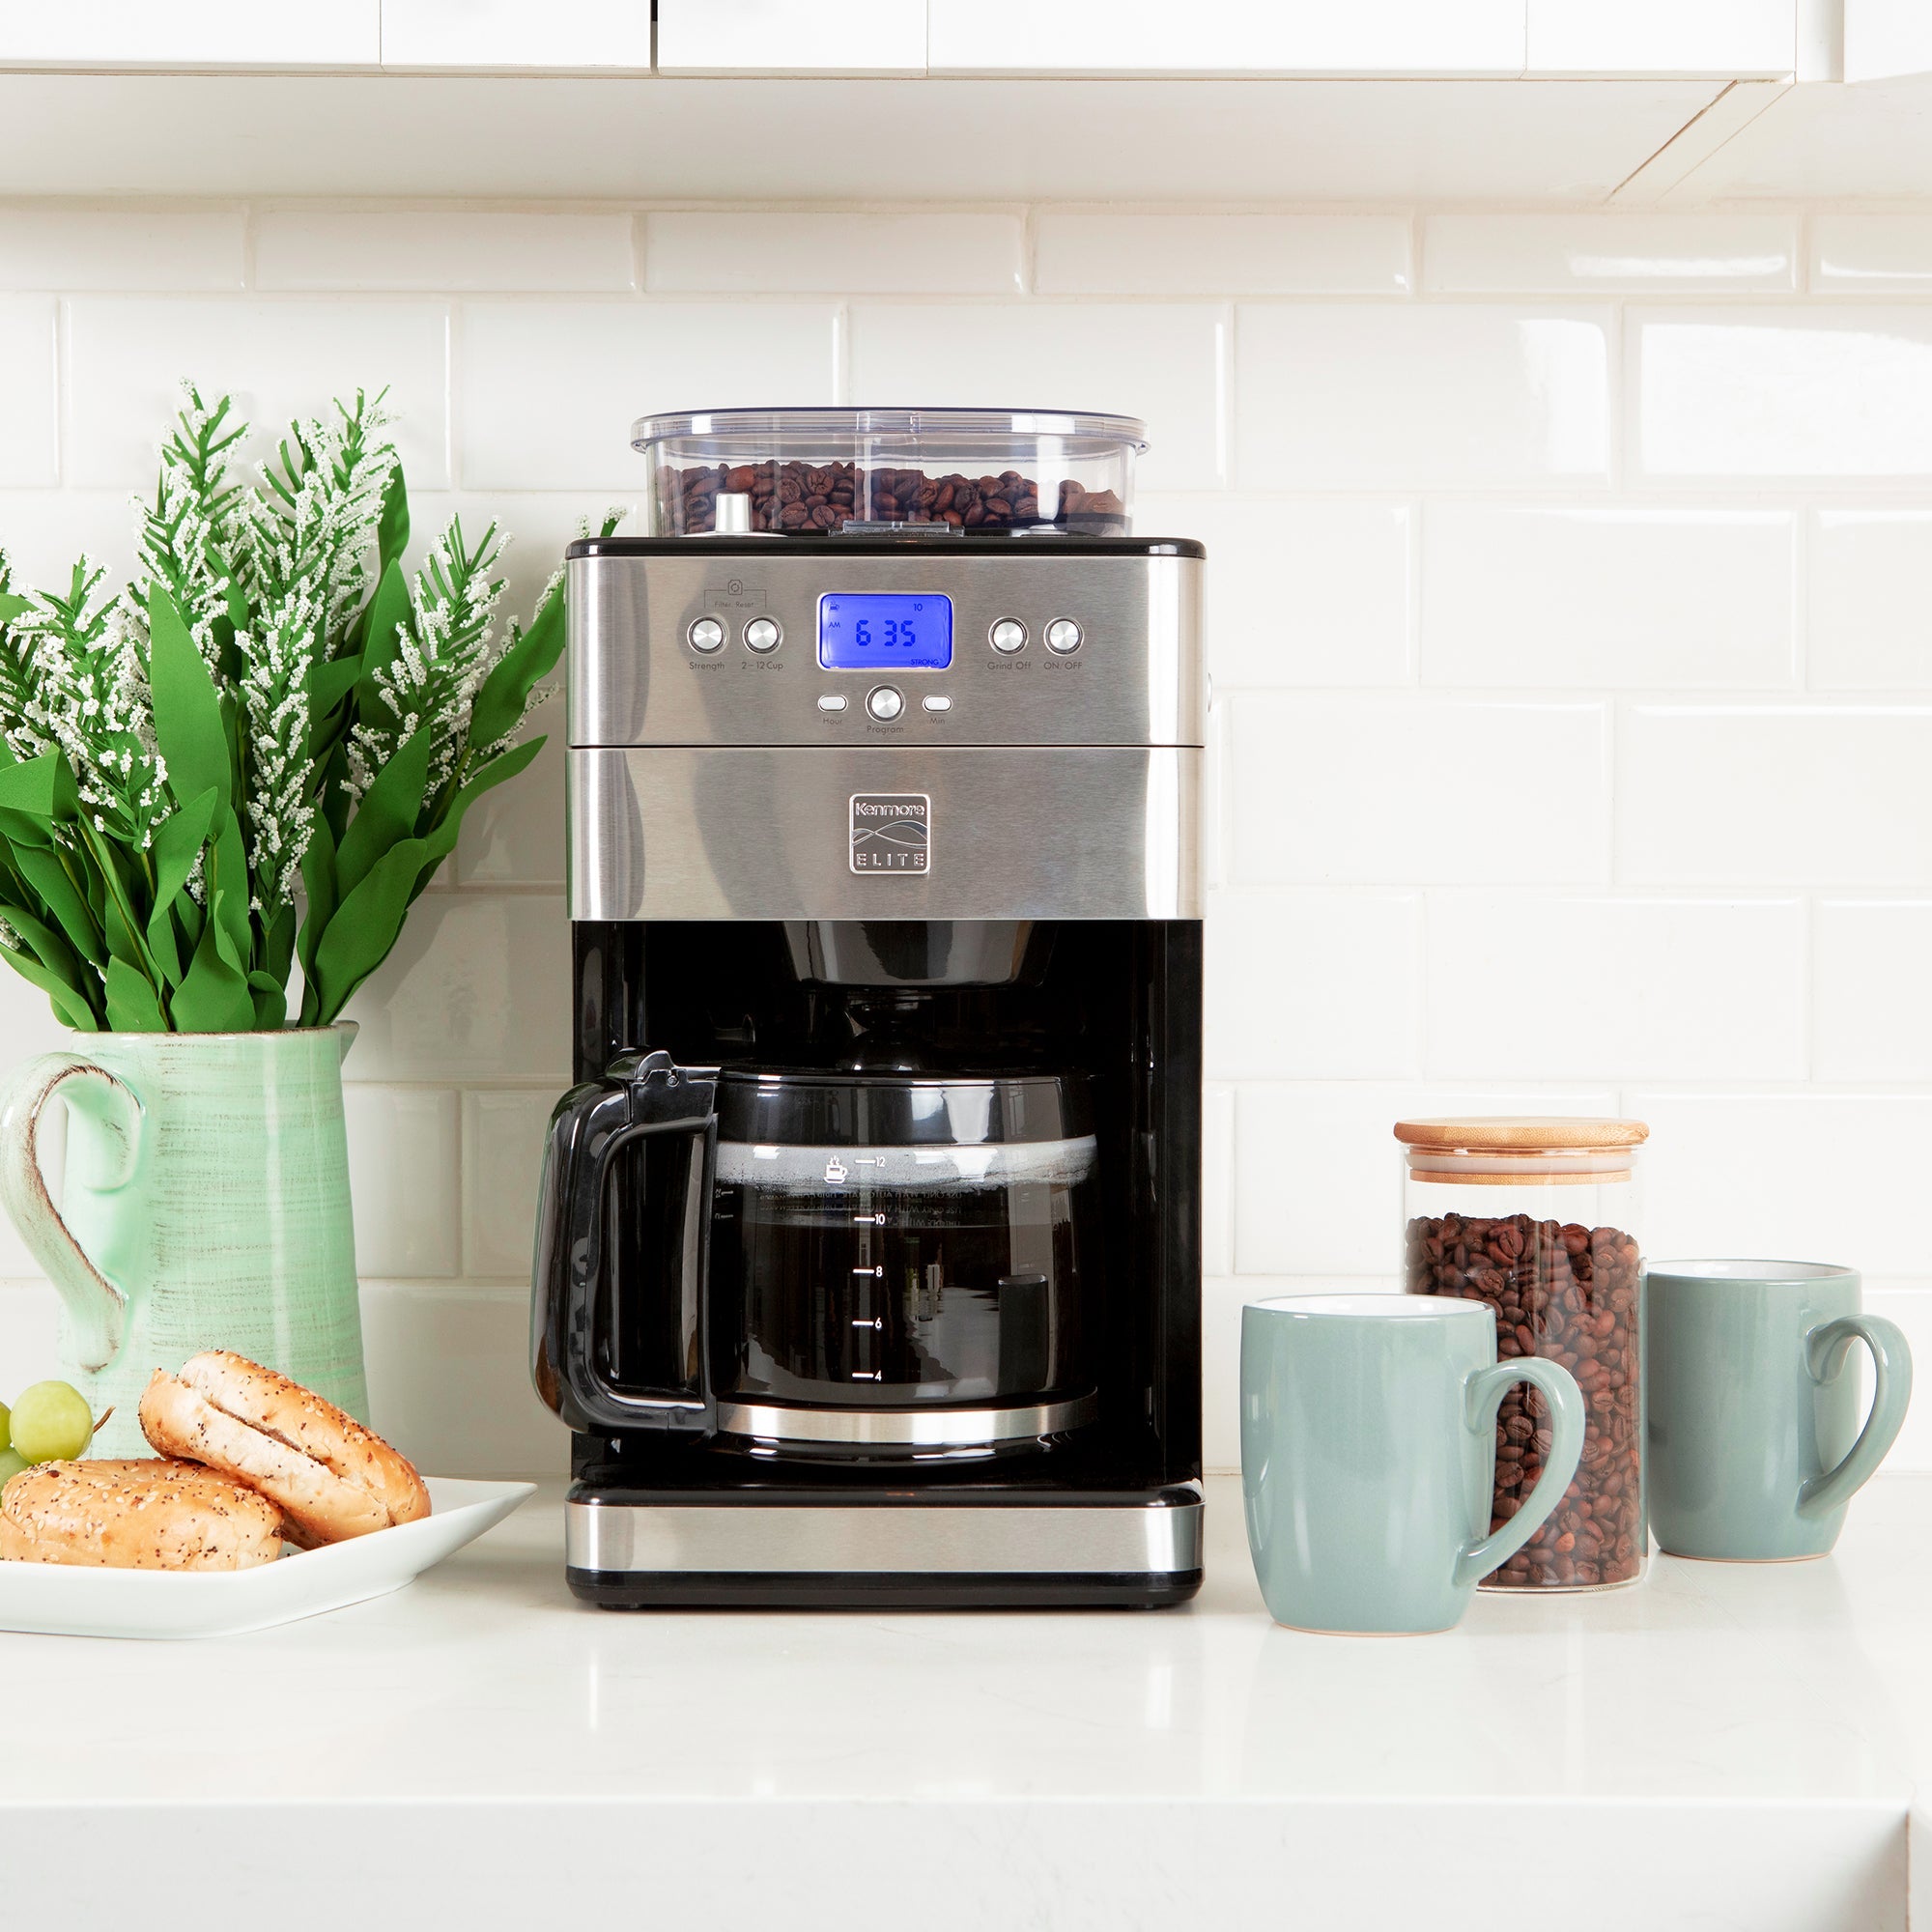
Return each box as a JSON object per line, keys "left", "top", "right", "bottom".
{"left": 0, "top": 1477, "right": 535, "bottom": 1639}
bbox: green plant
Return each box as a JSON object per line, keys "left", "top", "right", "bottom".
{"left": 0, "top": 386, "right": 617, "bottom": 1032}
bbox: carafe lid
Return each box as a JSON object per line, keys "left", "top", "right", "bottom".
{"left": 719, "top": 1068, "right": 1088, "bottom": 1149}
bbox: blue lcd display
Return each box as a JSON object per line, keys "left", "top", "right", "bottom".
{"left": 818, "top": 592, "right": 953, "bottom": 670}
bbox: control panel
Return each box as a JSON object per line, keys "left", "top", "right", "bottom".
{"left": 567, "top": 538, "right": 1204, "bottom": 751}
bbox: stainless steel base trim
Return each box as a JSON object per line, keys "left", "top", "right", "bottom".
{"left": 566, "top": 1493, "right": 1204, "bottom": 1577}
{"left": 717, "top": 1392, "right": 1098, "bottom": 1447}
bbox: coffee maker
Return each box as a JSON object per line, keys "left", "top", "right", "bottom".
{"left": 531, "top": 408, "right": 1204, "bottom": 1607}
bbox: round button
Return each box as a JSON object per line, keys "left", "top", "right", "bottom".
{"left": 989, "top": 618, "right": 1028, "bottom": 654}
{"left": 1045, "top": 618, "right": 1083, "bottom": 654}
{"left": 744, "top": 616, "right": 781, "bottom": 654}
{"left": 688, "top": 616, "right": 724, "bottom": 654}
{"left": 866, "top": 685, "right": 905, "bottom": 723}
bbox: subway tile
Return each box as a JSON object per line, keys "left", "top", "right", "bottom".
{"left": 847, "top": 302, "right": 1225, "bottom": 492}
{"left": 360, "top": 1282, "right": 568, "bottom": 1477}
{"left": 658, "top": 0, "right": 924, "bottom": 72}
{"left": 1618, "top": 704, "right": 1932, "bottom": 886}
{"left": 456, "top": 725, "right": 565, "bottom": 887}
{"left": 1634, "top": 308, "right": 1932, "bottom": 478}
{"left": 254, "top": 209, "right": 635, "bottom": 292}
{"left": 342, "top": 1084, "right": 460, "bottom": 1278}
{"left": 462, "top": 1090, "right": 555, "bottom": 1278}
{"left": 1426, "top": 893, "right": 1807, "bottom": 1081}
{"left": 1424, "top": 213, "right": 1798, "bottom": 294}
{"left": 1146, "top": 497, "right": 1410, "bottom": 689}
{"left": 1227, "top": 693, "right": 1610, "bottom": 885}
{"left": 1808, "top": 509, "right": 1932, "bottom": 689}
{"left": 343, "top": 893, "right": 572, "bottom": 1084}
{"left": 1206, "top": 888, "right": 1421, "bottom": 1080}
{"left": 1035, "top": 212, "right": 1410, "bottom": 296}
{"left": 64, "top": 297, "right": 449, "bottom": 490}
{"left": 1422, "top": 504, "right": 1796, "bottom": 689}
{"left": 1203, "top": 1084, "right": 1234, "bottom": 1277}
{"left": 1634, "top": 1093, "right": 1932, "bottom": 1277}
{"left": 0, "top": 5, "right": 379, "bottom": 64}
{"left": 1235, "top": 304, "right": 1613, "bottom": 490}
{"left": 1233, "top": 1081, "right": 1619, "bottom": 1276}
{"left": 645, "top": 212, "right": 1021, "bottom": 294}
{"left": 460, "top": 300, "right": 838, "bottom": 490}
{"left": 0, "top": 206, "right": 243, "bottom": 291}
{"left": 381, "top": 0, "right": 653, "bottom": 69}
{"left": 0, "top": 1281, "right": 60, "bottom": 1404}
{"left": 0, "top": 298, "right": 55, "bottom": 486}
{"left": 0, "top": 491, "right": 137, "bottom": 588}
{"left": 1816, "top": 902, "right": 1932, "bottom": 1082}
{"left": 1810, "top": 215, "right": 1932, "bottom": 296}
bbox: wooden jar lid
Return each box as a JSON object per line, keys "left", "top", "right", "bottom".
{"left": 1393, "top": 1116, "right": 1650, "bottom": 1153}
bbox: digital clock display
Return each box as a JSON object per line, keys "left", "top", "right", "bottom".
{"left": 818, "top": 592, "right": 953, "bottom": 670}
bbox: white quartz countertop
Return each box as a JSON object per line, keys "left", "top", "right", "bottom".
{"left": 7, "top": 1473, "right": 1931, "bottom": 1931}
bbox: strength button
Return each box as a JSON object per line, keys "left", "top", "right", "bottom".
{"left": 687, "top": 616, "right": 724, "bottom": 653}
{"left": 866, "top": 685, "right": 905, "bottom": 722}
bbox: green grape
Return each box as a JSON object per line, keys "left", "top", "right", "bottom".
{"left": 0, "top": 1447, "right": 25, "bottom": 1492}
{"left": 0, "top": 1397, "right": 9, "bottom": 1454}
{"left": 9, "top": 1381, "right": 93, "bottom": 1463}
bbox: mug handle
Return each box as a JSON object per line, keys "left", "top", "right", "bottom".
{"left": 1453, "top": 1357, "right": 1587, "bottom": 1589}
{"left": 0, "top": 1052, "right": 142, "bottom": 1372}
{"left": 1798, "top": 1315, "right": 1914, "bottom": 1520}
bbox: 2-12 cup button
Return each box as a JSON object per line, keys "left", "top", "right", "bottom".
{"left": 744, "top": 616, "right": 781, "bottom": 653}
{"left": 688, "top": 616, "right": 724, "bottom": 653}
{"left": 866, "top": 685, "right": 904, "bottom": 722}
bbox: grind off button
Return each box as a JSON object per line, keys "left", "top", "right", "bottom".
{"left": 867, "top": 685, "right": 904, "bottom": 722}
{"left": 1045, "top": 618, "right": 1083, "bottom": 654}
{"left": 744, "top": 616, "right": 781, "bottom": 653}
{"left": 989, "top": 618, "right": 1027, "bottom": 654}
{"left": 688, "top": 616, "right": 724, "bottom": 653}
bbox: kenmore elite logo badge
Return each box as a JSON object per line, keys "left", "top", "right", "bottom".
{"left": 849, "top": 793, "right": 930, "bottom": 873}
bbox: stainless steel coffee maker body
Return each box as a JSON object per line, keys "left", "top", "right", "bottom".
{"left": 534, "top": 526, "right": 1206, "bottom": 1608}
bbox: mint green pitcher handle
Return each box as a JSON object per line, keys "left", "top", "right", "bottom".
{"left": 1453, "top": 1356, "right": 1587, "bottom": 1588}
{"left": 1799, "top": 1315, "right": 1913, "bottom": 1520}
{"left": 0, "top": 1052, "right": 142, "bottom": 1371}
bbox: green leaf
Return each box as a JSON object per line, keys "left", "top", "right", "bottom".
{"left": 148, "top": 585, "right": 233, "bottom": 810}
{"left": 171, "top": 889, "right": 256, "bottom": 1032}
{"left": 146, "top": 785, "right": 221, "bottom": 951}
{"left": 351, "top": 558, "right": 413, "bottom": 720}
{"left": 306, "top": 656, "right": 362, "bottom": 714}
{"left": 309, "top": 836, "right": 429, "bottom": 1025}
{"left": 469, "top": 590, "right": 565, "bottom": 753}
{"left": 416, "top": 733, "right": 544, "bottom": 882}
{"left": 377, "top": 459, "right": 410, "bottom": 578}
{"left": 334, "top": 721, "right": 433, "bottom": 902}
{"left": 13, "top": 843, "right": 104, "bottom": 967}
{"left": 0, "top": 750, "right": 78, "bottom": 825}
{"left": 103, "top": 954, "right": 168, "bottom": 1032}
{"left": 296, "top": 814, "right": 336, "bottom": 1028}
{"left": 205, "top": 804, "right": 253, "bottom": 968}
{"left": 0, "top": 941, "right": 99, "bottom": 1032}
{"left": 0, "top": 591, "right": 29, "bottom": 625}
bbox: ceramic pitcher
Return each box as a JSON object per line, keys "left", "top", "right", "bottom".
{"left": 0, "top": 1028, "right": 367, "bottom": 1457}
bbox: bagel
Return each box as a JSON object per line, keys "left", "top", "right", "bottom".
{"left": 0, "top": 1458, "right": 283, "bottom": 1570}
{"left": 139, "top": 1350, "right": 430, "bottom": 1548}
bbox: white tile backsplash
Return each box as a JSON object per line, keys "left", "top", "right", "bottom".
{"left": 64, "top": 297, "right": 451, "bottom": 489}
{"left": 847, "top": 302, "right": 1227, "bottom": 492}
{"left": 253, "top": 209, "right": 637, "bottom": 291}
{"left": 1035, "top": 212, "right": 1411, "bottom": 296}
{"left": 1235, "top": 303, "right": 1614, "bottom": 489}
{"left": 1229, "top": 694, "right": 1610, "bottom": 885}
{"left": 1618, "top": 705, "right": 1932, "bottom": 886}
{"left": 1422, "top": 213, "right": 1799, "bottom": 293}
{"left": 1421, "top": 504, "right": 1796, "bottom": 689}
{"left": 6, "top": 197, "right": 1932, "bottom": 1473}
{"left": 1634, "top": 308, "right": 1932, "bottom": 478}
{"left": 645, "top": 212, "right": 1023, "bottom": 293}
{"left": 459, "top": 299, "right": 839, "bottom": 489}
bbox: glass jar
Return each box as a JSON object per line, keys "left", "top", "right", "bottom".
{"left": 632, "top": 407, "right": 1146, "bottom": 538}
{"left": 1396, "top": 1117, "right": 1649, "bottom": 1591}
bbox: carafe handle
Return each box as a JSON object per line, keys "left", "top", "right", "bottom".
{"left": 530, "top": 1048, "right": 719, "bottom": 1435}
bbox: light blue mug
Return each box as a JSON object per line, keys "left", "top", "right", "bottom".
{"left": 1646, "top": 1261, "right": 1913, "bottom": 1561}
{"left": 1241, "top": 1293, "right": 1586, "bottom": 1634}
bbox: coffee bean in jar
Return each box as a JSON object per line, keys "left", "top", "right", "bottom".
{"left": 1394, "top": 1117, "right": 1650, "bottom": 1592}
{"left": 654, "top": 459, "right": 1128, "bottom": 537}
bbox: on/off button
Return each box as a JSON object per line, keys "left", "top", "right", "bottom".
{"left": 866, "top": 685, "right": 904, "bottom": 722}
